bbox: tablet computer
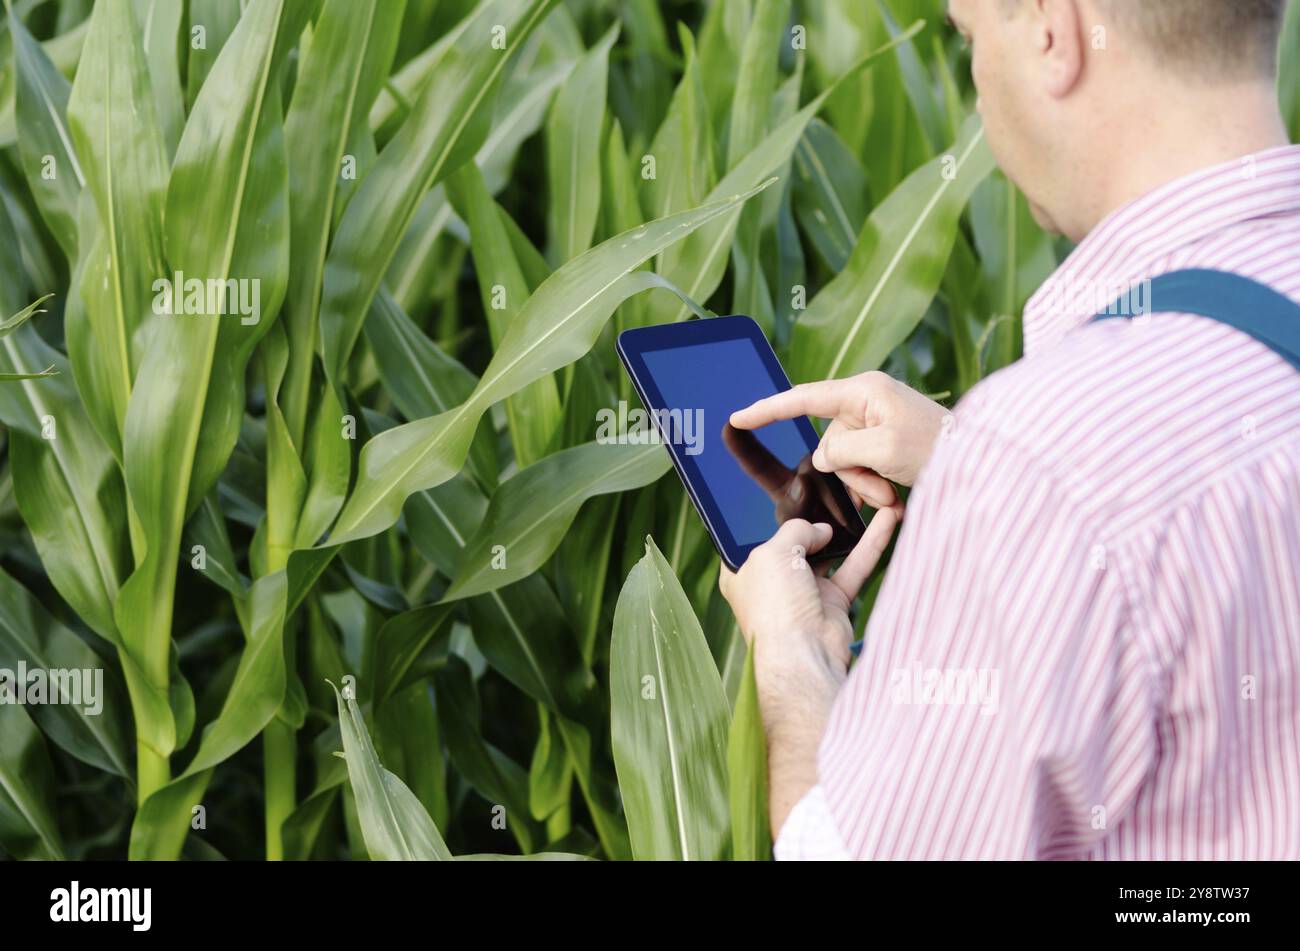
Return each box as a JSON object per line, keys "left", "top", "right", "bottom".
{"left": 617, "top": 316, "right": 867, "bottom": 572}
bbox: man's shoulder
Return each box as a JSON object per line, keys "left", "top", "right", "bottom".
{"left": 949, "top": 315, "right": 1300, "bottom": 525}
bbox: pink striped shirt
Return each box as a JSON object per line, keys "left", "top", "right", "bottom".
{"left": 777, "top": 144, "right": 1300, "bottom": 860}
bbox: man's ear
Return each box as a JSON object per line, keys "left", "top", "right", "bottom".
{"left": 1035, "top": 0, "right": 1087, "bottom": 98}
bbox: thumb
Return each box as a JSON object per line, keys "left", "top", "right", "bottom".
{"left": 765, "top": 518, "right": 834, "bottom": 562}
{"left": 829, "top": 506, "right": 899, "bottom": 600}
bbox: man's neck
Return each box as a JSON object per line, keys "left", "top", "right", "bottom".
{"left": 1068, "top": 80, "right": 1290, "bottom": 242}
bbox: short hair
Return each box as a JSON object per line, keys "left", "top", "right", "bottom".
{"left": 1097, "top": 0, "right": 1290, "bottom": 77}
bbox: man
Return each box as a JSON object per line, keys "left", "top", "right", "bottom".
{"left": 721, "top": 0, "right": 1300, "bottom": 859}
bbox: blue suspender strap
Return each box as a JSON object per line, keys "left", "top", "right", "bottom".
{"left": 1092, "top": 268, "right": 1300, "bottom": 374}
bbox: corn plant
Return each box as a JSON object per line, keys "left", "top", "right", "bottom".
{"left": 3, "top": 0, "right": 1280, "bottom": 862}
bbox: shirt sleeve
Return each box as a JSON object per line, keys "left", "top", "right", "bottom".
{"left": 773, "top": 784, "right": 851, "bottom": 861}
{"left": 815, "top": 420, "right": 1160, "bottom": 859}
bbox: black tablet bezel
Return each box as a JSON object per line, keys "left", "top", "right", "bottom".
{"left": 616, "top": 316, "right": 865, "bottom": 572}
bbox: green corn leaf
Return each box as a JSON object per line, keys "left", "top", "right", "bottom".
{"left": 4, "top": 393, "right": 132, "bottom": 647}
{"left": 292, "top": 384, "right": 352, "bottom": 550}
{"left": 366, "top": 0, "right": 558, "bottom": 138}
{"left": 0, "top": 294, "right": 57, "bottom": 379}
{"left": 695, "top": 0, "right": 751, "bottom": 131}
{"left": 447, "top": 162, "right": 562, "bottom": 468}
{"left": 332, "top": 681, "right": 452, "bottom": 861}
{"left": 545, "top": 24, "right": 619, "bottom": 264}
{"left": 601, "top": 120, "right": 647, "bottom": 357}
{"left": 876, "top": 0, "right": 946, "bottom": 157}
{"left": 932, "top": 32, "right": 968, "bottom": 144}
{"left": 0, "top": 704, "right": 64, "bottom": 860}
{"left": 942, "top": 230, "right": 984, "bottom": 394}
{"left": 379, "top": 44, "right": 579, "bottom": 310}
{"left": 969, "top": 172, "right": 1058, "bottom": 373}
{"left": 319, "top": 0, "right": 559, "bottom": 388}
{"left": 376, "top": 681, "right": 449, "bottom": 832}
{"left": 363, "top": 288, "right": 480, "bottom": 416}
{"left": 129, "top": 571, "right": 289, "bottom": 858}
{"left": 0, "top": 369, "right": 56, "bottom": 381}
{"left": 364, "top": 286, "right": 498, "bottom": 489}
{"left": 405, "top": 476, "right": 487, "bottom": 578}
{"left": 643, "top": 27, "right": 715, "bottom": 279}
{"left": 482, "top": 57, "right": 576, "bottom": 196}
{"left": 66, "top": 0, "right": 170, "bottom": 458}
{"left": 487, "top": 582, "right": 629, "bottom": 857}
{"left": 260, "top": 324, "right": 307, "bottom": 573}
{"left": 9, "top": 10, "right": 84, "bottom": 262}
{"left": 62, "top": 196, "right": 124, "bottom": 454}
{"left": 0, "top": 159, "right": 60, "bottom": 294}
{"left": 371, "top": 603, "right": 454, "bottom": 705}
{"left": 727, "top": 645, "right": 770, "bottom": 861}
{"left": 281, "top": 722, "right": 349, "bottom": 860}
{"left": 433, "top": 656, "right": 540, "bottom": 853}
{"left": 464, "top": 574, "right": 594, "bottom": 721}
{"left": 554, "top": 492, "right": 619, "bottom": 664}
{"left": 185, "top": 0, "right": 242, "bottom": 108}
{"left": 282, "top": 0, "right": 405, "bottom": 446}
{"left": 0, "top": 293, "right": 53, "bottom": 337}
{"left": 725, "top": 0, "right": 790, "bottom": 334}
{"left": 0, "top": 17, "right": 87, "bottom": 151}
{"left": 648, "top": 22, "right": 924, "bottom": 327}
{"left": 405, "top": 474, "right": 630, "bottom": 858}
{"left": 383, "top": 187, "right": 454, "bottom": 320}
{"left": 0, "top": 565, "right": 131, "bottom": 778}
{"left": 114, "top": 0, "right": 300, "bottom": 770}
{"left": 791, "top": 115, "right": 996, "bottom": 382}
{"left": 793, "top": 118, "right": 870, "bottom": 273}
{"left": 608, "top": 0, "right": 674, "bottom": 146}
{"left": 703, "top": 582, "right": 747, "bottom": 704}
{"left": 444, "top": 442, "right": 670, "bottom": 601}
{"left": 1284, "top": 0, "right": 1300, "bottom": 140}
{"left": 726, "top": 0, "right": 788, "bottom": 170}
{"left": 770, "top": 155, "right": 807, "bottom": 344}
{"left": 529, "top": 704, "right": 571, "bottom": 822}
{"left": 550, "top": 707, "right": 629, "bottom": 860}
{"left": 133, "top": 0, "right": 185, "bottom": 157}
{"left": 187, "top": 494, "right": 251, "bottom": 606}
{"left": 0, "top": 196, "right": 159, "bottom": 756}
{"left": 611, "top": 537, "right": 730, "bottom": 860}
{"left": 661, "top": 483, "right": 707, "bottom": 577}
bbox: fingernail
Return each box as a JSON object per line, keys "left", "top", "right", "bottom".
{"left": 812, "top": 446, "right": 827, "bottom": 470}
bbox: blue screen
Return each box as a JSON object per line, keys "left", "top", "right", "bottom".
{"left": 641, "top": 338, "right": 826, "bottom": 547}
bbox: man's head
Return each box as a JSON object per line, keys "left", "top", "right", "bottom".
{"left": 948, "top": 0, "right": 1291, "bottom": 241}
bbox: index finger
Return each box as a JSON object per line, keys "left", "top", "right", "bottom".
{"left": 730, "top": 380, "right": 852, "bottom": 430}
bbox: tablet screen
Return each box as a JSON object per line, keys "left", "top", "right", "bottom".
{"left": 639, "top": 335, "right": 861, "bottom": 553}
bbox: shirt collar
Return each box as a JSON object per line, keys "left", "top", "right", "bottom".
{"left": 1023, "top": 144, "right": 1300, "bottom": 355}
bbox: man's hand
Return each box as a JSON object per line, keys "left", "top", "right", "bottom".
{"left": 730, "top": 371, "right": 952, "bottom": 507}
{"left": 719, "top": 510, "right": 899, "bottom": 834}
